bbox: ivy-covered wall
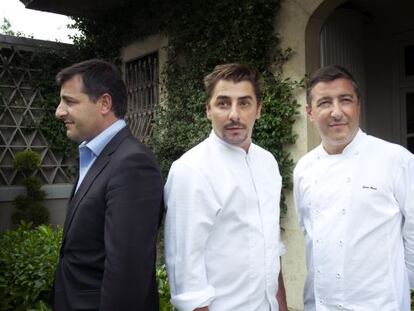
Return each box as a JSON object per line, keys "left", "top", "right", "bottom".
{"left": 71, "top": 0, "right": 300, "bottom": 212}
{"left": 151, "top": 0, "right": 300, "bottom": 212}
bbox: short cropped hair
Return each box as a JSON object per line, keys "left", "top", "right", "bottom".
{"left": 56, "top": 59, "right": 127, "bottom": 118}
{"left": 203, "top": 63, "right": 262, "bottom": 104}
{"left": 306, "top": 65, "right": 361, "bottom": 106}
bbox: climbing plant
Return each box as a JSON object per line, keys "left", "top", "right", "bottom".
{"left": 32, "top": 48, "right": 79, "bottom": 155}
{"left": 152, "top": 0, "right": 300, "bottom": 213}
{"left": 70, "top": 0, "right": 300, "bottom": 213}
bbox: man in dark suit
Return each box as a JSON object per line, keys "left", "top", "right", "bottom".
{"left": 53, "top": 59, "right": 163, "bottom": 311}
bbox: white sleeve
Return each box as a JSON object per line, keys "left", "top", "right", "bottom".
{"left": 279, "top": 237, "right": 287, "bottom": 256}
{"left": 164, "top": 161, "right": 220, "bottom": 310}
{"left": 293, "top": 165, "right": 305, "bottom": 232}
{"left": 395, "top": 154, "right": 414, "bottom": 288}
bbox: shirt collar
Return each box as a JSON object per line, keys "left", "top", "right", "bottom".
{"left": 318, "top": 128, "right": 366, "bottom": 157}
{"left": 79, "top": 119, "right": 126, "bottom": 157}
{"left": 209, "top": 129, "right": 252, "bottom": 156}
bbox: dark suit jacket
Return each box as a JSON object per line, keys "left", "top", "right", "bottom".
{"left": 54, "top": 126, "right": 163, "bottom": 311}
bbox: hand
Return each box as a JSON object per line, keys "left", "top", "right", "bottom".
{"left": 277, "top": 264, "right": 288, "bottom": 311}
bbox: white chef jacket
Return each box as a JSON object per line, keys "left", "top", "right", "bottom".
{"left": 164, "top": 131, "right": 285, "bottom": 311}
{"left": 294, "top": 129, "right": 414, "bottom": 311}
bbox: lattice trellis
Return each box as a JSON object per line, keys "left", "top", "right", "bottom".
{"left": 0, "top": 43, "right": 75, "bottom": 186}
{"left": 125, "top": 52, "right": 159, "bottom": 143}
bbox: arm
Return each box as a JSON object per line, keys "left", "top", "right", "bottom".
{"left": 100, "top": 151, "right": 163, "bottom": 310}
{"left": 164, "top": 162, "right": 218, "bottom": 311}
{"left": 396, "top": 155, "right": 414, "bottom": 287}
{"left": 293, "top": 166, "right": 305, "bottom": 232}
{"left": 277, "top": 262, "right": 288, "bottom": 311}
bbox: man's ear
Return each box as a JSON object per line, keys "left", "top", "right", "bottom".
{"left": 206, "top": 103, "right": 212, "bottom": 120}
{"left": 256, "top": 102, "right": 262, "bottom": 119}
{"left": 306, "top": 104, "right": 314, "bottom": 121}
{"left": 100, "top": 93, "right": 113, "bottom": 115}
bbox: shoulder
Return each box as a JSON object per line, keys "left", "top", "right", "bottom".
{"left": 251, "top": 143, "right": 278, "bottom": 164}
{"left": 364, "top": 135, "right": 413, "bottom": 163}
{"left": 294, "top": 146, "right": 319, "bottom": 176}
{"left": 172, "top": 137, "right": 211, "bottom": 170}
{"left": 165, "top": 140, "right": 213, "bottom": 195}
{"left": 109, "top": 132, "right": 160, "bottom": 171}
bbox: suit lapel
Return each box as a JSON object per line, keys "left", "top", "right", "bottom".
{"left": 61, "top": 179, "right": 78, "bottom": 231}
{"left": 62, "top": 127, "right": 131, "bottom": 241}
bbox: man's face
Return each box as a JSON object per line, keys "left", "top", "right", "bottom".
{"left": 55, "top": 74, "right": 105, "bottom": 143}
{"left": 206, "top": 80, "right": 261, "bottom": 151}
{"left": 307, "top": 78, "right": 361, "bottom": 154}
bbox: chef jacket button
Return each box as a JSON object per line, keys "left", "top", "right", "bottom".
{"left": 342, "top": 208, "right": 347, "bottom": 215}
{"left": 336, "top": 273, "right": 341, "bottom": 279}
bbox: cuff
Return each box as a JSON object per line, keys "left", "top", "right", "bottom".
{"left": 171, "top": 285, "right": 215, "bottom": 311}
{"left": 279, "top": 241, "right": 287, "bottom": 256}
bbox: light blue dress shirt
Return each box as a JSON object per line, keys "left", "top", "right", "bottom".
{"left": 75, "top": 119, "right": 126, "bottom": 192}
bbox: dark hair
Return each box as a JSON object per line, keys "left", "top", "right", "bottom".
{"left": 203, "top": 63, "right": 262, "bottom": 103}
{"left": 56, "top": 59, "right": 127, "bottom": 118}
{"left": 306, "top": 65, "right": 361, "bottom": 106}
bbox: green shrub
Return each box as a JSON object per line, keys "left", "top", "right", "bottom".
{"left": 0, "top": 224, "right": 62, "bottom": 311}
{"left": 12, "top": 151, "right": 49, "bottom": 227}
{"left": 13, "top": 150, "right": 40, "bottom": 174}
{"left": 0, "top": 225, "right": 174, "bottom": 310}
{"left": 157, "top": 264, "right": 174, "bottom": 311}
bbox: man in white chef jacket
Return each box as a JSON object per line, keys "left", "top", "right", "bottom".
{"left": 294, "top": 65, "right": 414, "bottom": 310}
{"left": 164, "top": 63, "right": 288, "bottom": 311}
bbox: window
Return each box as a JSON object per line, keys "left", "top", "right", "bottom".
{"left": 404, "top": 44, "right": 414, "bottom": 77}
{"left": 125, "top": 52, "right": 159, "bottom": 143}
{"left": 405, "top": 92, "right": 414, "bottom": 153}
{"left": 399, "top": 37, "right": 414, "bottom": 153}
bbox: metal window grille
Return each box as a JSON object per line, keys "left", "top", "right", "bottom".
{"left": 125, "top": 52, "right": 159, "bottom": 143}
{"left": 0, "top": 42, "right": 75, "bottom": 186}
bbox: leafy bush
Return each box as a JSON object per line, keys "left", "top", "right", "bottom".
{"left": 157, "top": 264, "right": 174, "bottom": 311}
{"left": 0, "top": 224, "right": 174, "bottom": 310}
{"left": 13, "top": 150, "right": 40, "bottom": 174}
{"left": 0, "top": 223, "right": 62, "bottom": 311}
{"left": 12, "top": 151, "right": 49, "bottom": 227}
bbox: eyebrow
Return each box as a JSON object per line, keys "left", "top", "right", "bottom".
{"left": 339, "top": 94, "right": 354, "bottom": 98}
{"left": 216, "top": 95, "right": 254, "bottom": 100}
{"left": 316, "top": 93, "right": 354, "bottom": 102}
{"left": 60, "top": 94, "right": 78, "bottom": 101}
{"left": 316, "top": 96, "right": 332, "bottom": 103}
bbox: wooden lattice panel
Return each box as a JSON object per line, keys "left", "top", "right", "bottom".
{"left": 0, "top": 43, "right": 75, "bottom": 186}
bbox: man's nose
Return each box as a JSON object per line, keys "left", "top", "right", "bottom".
{"left": 55, "top": 102, "right": 67, "bottom": 119}
{"left": 229, "top": 103, "right": 240, "bottom": 121}
{"left": 330, "top": 102, "right": 343, "bottom": 119}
